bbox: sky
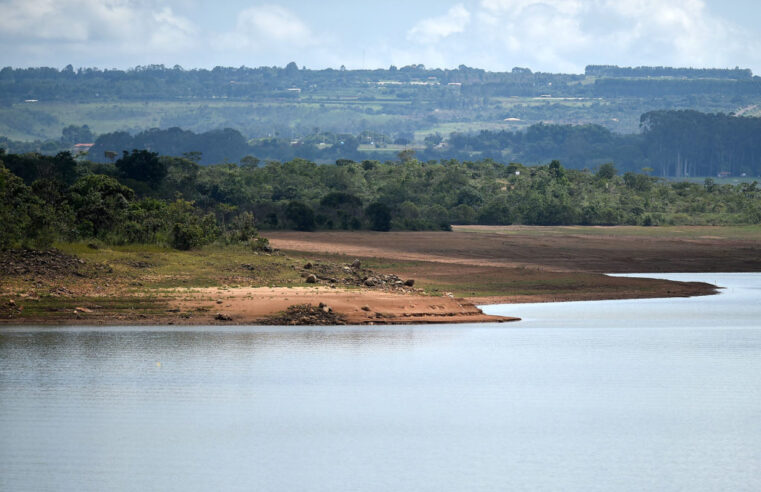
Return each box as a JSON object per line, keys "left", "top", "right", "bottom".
{"left": 1, "top": 0, "right": 760, "bottom": 74}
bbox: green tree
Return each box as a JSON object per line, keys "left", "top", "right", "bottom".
{"left": 285, "top": 200, "right": 316, "bottom": 231}
{"left": 68, "top": 174, "right": 135, "bottom": 238}
{"left": 116, "top": 149, "right": 167, "bottom": 183}
{"left": 0, "top": 164, "right": 53, "bottom": 249}
{"left": 365, "top": 202, "right": 392, "bottom": 231}
{"left": 596, "top": 163, "right": 617, "bottom": 180}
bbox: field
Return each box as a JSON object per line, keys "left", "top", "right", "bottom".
{"left": 5, "top": 89, "right": 755, "bottom": 143}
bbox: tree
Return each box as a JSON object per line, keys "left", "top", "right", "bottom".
{"left": 0, "top": 164, "right": 52, "bottom": 249}
{"left": 596, "top": 163, "right": 617, "bottom": 180}
{"left": 398, "top": 149, "right": 416, "bottom": 162}
{"left": 116, "top": 149, "right": 167, "bottom": 183}
{"left": 68, "top": 174, "right": 135, "bottom": 237}
{"left": 365, "top": 202, "right": 391, "bottom": 231}
{"left": 60, "top": 124, "right": 94, "bottom": 145}
{"left": 285, "top": 200, "right": 316, "bottom": 231}
{"left": 548, "top": 160, "right": 566, "bottom": 180}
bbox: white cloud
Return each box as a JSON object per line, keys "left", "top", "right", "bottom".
{"left": 0, "top": 0, "right": 198, "bottom": 54}
{"left": 469, "top": 0, "right": 760, "bottom": 72}
{"left": 0, "top": 0, "right": 758, "bottom": 73}
{"left": 407, "top": 4, "right": 471, "bottom": 44}
{"left": 217, "top": 4, "right": 316, "bottom": 50}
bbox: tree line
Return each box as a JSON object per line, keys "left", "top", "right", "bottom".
{"left": 3, "top": 110, "right": 761, "bottom": 177}
{"left": 3, "top": 148, "right": 760, "bottom": 250}
{"left": 585, "top": 65, "right": 753, "bottom": 80}
{"left": 2, "top": 64, "right": 757, "bottom": 105}
{"left": 427, "top": 111, "right": 761, "bottom": 177}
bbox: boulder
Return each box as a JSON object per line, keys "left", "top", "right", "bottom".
{"left": 306, "top": 274, "right": 318, "bottom": 284}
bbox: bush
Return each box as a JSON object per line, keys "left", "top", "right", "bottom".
{"left": 170, "top": 222, "right": 206, "bottom": 250}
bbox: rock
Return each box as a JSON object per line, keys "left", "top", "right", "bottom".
{"left": 361, "top": 305, "right": 371, "bottom": 312}
{"left": 351, "top": 259, "right": 361, "bottom": 269}
{"left": 306, "top": 274, "right": 318, "bottom": 284}
{"left": 404, "top": 279, "right": 415, "bottom": 287}
{"left": 304, "top": 262, "right": 313, "bottom": 269}
{"left": 216, "top": 299, "right": 223, "bottom": 304}
{"left": 74, "top": 306, "right": 93, "bottom": 313}
{"left": 214, "top": 313, "right": 232, "bottom": 321}
{"left": 364, "top": 277, "right": 379, "bottom": 287}
{"left": 262, "top": 303, "right": 347, "bottom": 326}
{"left": 8, "top": 299, "right": 15, "bottom": 306}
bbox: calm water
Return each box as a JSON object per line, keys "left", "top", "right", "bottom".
{"left": 1, "top": 273, "right": 760, "bottom": 491}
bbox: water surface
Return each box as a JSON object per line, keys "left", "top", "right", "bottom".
{"left": 1, "top": 273, "right": 760, "bottom": 491}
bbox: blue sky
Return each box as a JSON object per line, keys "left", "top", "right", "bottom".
{"left": 1, "top": 0, "right": 760, "bottom": 73}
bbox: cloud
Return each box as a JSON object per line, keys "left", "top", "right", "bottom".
{"left": 0, "top": 0, "right": 198, "bottom": 56}
{"left": 0, "top": 0, "right": 758, "bottom": 73}
{"left": 216, "top": 4, "right": 316, "bottom": 51}
{"left": 470, "top": 0, "right": 760, "bottom": 72}
{"left": 407, "top": 4, "right": 471, "bottom": 44}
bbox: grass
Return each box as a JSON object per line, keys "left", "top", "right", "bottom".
{"left": 56, "top": 242, "right": 304, "bottom": 290}
{"left": 0, "top": 242, "right": 312, "bottom": 323}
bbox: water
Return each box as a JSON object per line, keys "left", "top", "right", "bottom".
{"left": 1, "top": 273, "right": 760, "bottom": 491}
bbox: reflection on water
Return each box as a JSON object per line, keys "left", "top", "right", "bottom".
{"left": 2, "top": 273, "right": 761, "bottom": 492}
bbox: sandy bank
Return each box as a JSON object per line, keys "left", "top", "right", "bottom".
{"left": 168, "top": 286, "right": 518, "bottom": 325}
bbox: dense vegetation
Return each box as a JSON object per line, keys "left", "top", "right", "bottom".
{"left": 4, "top": 109, "right": 758, "bottom": 178}
{"left": 3, "top": 147, "right": 759, "bottom": 250}
{"left": 0, "top": 149, "right": 267, "bottom": 251}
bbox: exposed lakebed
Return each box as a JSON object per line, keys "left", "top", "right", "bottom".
{"left": 1, "top": 273, "right": 760, "bottom": 491}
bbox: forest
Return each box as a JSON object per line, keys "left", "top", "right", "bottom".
{"left": 3, "top": 109, "right": 758, "bottom": 177}
{"left": 2, "top": 148, "right": 759, "bottom": 251}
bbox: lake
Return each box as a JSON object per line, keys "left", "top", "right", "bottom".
{"left": 1, "top": 273, "right": 760, "bottom": 491}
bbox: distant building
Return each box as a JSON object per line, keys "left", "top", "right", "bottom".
{"left": 71, "top": 143, "right": 94, "bottom": 155}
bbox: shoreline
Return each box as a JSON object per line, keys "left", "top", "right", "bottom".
{"left": 2, "top": 280, "right": 722, "bottom": 327}
{"left": 4, "top": 225, "right": 756, "bottom": 327}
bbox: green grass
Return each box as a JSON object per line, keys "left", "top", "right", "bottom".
{"left": 55, "top": 242, "right": 305, "bottom": 290}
